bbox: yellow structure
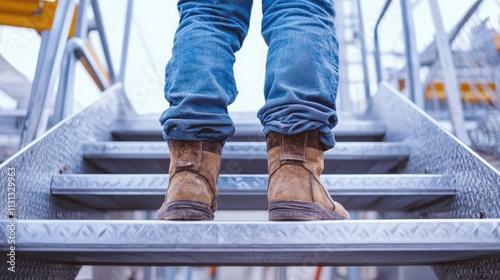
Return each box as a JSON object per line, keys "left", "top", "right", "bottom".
{"left": 494, "top": 33, "right": 500, "bottom": 52}
{"left": 0, "top": 0, "right": 77, "bottom": 36}
{"left": 0, "top": 0, "right": 110, "bottom": 88}
{"left": 425, "top": 82, "right": 496, "bottom": 104}
{"left": 399, "top": 80, "right": 497, "bottom": 104}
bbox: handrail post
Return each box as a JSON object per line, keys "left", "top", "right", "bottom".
{"left": 50, "top": 0, "right": 91, "bottom": 128}
{"left": 374, "top": 0, "right": 393, "bottom": 84}
{"left": 355, "top": 0, "right": 371, "bottom": 104}
{"left": 91, "top": 0, "right": 116, "bottom": 83}
{"left": 118, "top": 0, "right": 134, "bottom": 84}
{"left": 20, "top": 0, "right": 77, "bottom": 148}
{"left": 428, "top": 0, "right": 471, "bottom": 146}
{"left": 400, "top": 0, "right": 423, "bottom": 108}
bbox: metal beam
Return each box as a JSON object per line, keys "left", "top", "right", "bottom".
{"left": 91, "top": 0, "right": 116, "bottom": 83}
{"left": 428, "top": 0, "right": 471, "bottom": 146}
{"left": 20, "top": 0, "right": 77, "bottom": 148}
{"left": 355, "top": 0, "right": 371, "bottom": 103}
{"left": 420, "top": 0, "right": 485, "bottom": 66}
{"left": 51, "top": 0, "right": 92, "bottom": 127}
{"left": 400, "top": 0, "right": 424, "bottom": 108}
{"left": 118, "top": 0, "right": 134, "bottom": 83}
{"left": 373, "top": 0, "right": 393, "bottom": 83}
{"left": 50, "top": 37, "right": 111, "bottom": 126}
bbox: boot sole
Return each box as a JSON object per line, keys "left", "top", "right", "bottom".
{"left": 269, "top": 201, "right": 349, "bottom": 221}
{"left": 156, "top": 200, "right": 214, "bottom": 221}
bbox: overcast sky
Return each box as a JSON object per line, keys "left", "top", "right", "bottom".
{"left": 0, "top": 0, "right": 498, "bottom": 114}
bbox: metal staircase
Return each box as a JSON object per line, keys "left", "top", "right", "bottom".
{"left": 1, "top": 82, "right": 500, "bottom": 279}
{"left": 1, "top": 0, "right": 500, "bottom": 279}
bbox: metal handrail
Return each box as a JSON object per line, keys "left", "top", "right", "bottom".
{"left": 373, "top": 0, "right": 393, "bottom": 84}
{"left": 420, "top": 0, "right": 484, "bottom": 66}
{"left": 20, "top": 0, "right": 76, "bottom": 148}
{"left": 119, "top": 0, "right": 134, "bottom": 84}
{"left": 400, "top": 0, "right": 423, "bottom": 107}
{"left": 373, "top": 0, "right": 423, "bottom": 107}
{"left": 51, "top": 0, "right": 133, "bottom": 130}
{"left": 20, "top": 0, "right": 133, "bottom": 147}
{"left": 375, "top": 0, "right": 485, "bottom": 88}
{"left": 91, "top": 0, "right": 116, "bottom": 84}
{"left": 356, "top": 0, "right": 371, "bottom": 103}
{"left": 429, "top": 0, "right": 470, "bottom": 145}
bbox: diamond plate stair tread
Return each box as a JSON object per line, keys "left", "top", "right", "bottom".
{"left": 0, "top": 109, "right": 26, "bottom": 134}
{"left": 1, "top": 219, "right": 499, "bottom": 266}
{"left": 111, "top": 119, "right": 386, "bottom": 142}
{"left": 51, "top": 174, "right": 455, "bottom": 211}
{"left": 82, "top": 142, "right": 409, "bottom": 174}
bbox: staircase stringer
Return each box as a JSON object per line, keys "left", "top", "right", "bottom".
{"left": 370, "top": 82, "right": 500, "bottom": 278}
{"left": 0, "top": 84, "right": 132, "bottom": 279}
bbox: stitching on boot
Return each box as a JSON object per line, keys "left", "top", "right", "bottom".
{"left": 312, "top": 174, "right": 336, "bottom": 211}
{"left": 172, "top": 168, "right": 199, "bottom": 175}
{"left": 309, "top": 173, "right": 315, "bottom": 203}
{"left": 280, "top": 160, "right": 303, "bottom": 166}
{"left": 199, "top": 149, "right": 219, "bottom": 210}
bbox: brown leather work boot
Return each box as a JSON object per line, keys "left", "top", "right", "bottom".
{"left": 156, "top": 140, "right": 222, "bottom": 220}
{"left": 266, "top": 131, "right": 350, "bottom": 221}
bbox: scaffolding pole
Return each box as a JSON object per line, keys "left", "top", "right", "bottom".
{"left": 428, "top": 0, "right": 471, "bottom": 146}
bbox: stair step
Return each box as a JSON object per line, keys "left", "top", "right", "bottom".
{"left": 3, "top": 219, "right": 499, "bottom": 265}
{"left": 0, "top": 109, "right": 26, "bottom": 134}
{"left": 111, "top": 119, "right": 386, "bottom": 142}
{"left": 51, "top": 174, "right": 455, "bottom": 211}
{"left": 82, "top": 142, "right": 409, "bottom": 174}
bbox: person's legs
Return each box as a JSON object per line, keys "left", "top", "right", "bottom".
{"left": 260, "top": 0, "right": 349, "bottom": 221}
{"left": 160, "top": 0, "right": 253, "bottom": 142}
{"left": 157, "top": 0, "right": 253, "bottom": 220}
{"left": 259, "top": 0, "right": 339, "bottom": 150}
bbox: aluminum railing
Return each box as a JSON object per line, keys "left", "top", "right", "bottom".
{"left": 371, "top": 0, "right": 487, "bottom": 145}
{"left": 19, "top": 0, "right": 133, "bottom": 148}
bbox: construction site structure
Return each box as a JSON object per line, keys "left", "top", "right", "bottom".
{"left": 0, "top": 0, "right": 500, "bottom": 279}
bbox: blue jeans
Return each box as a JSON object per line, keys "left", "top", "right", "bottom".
{"left": 160, "top": 0, "right": 339, "bottom": 149}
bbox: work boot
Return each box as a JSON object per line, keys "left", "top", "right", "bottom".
{"left": 266, "top": 131, "right": 350, "bottom": 221}
{"left": 156, "top": 140, "right": 222, "bottom": 220}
